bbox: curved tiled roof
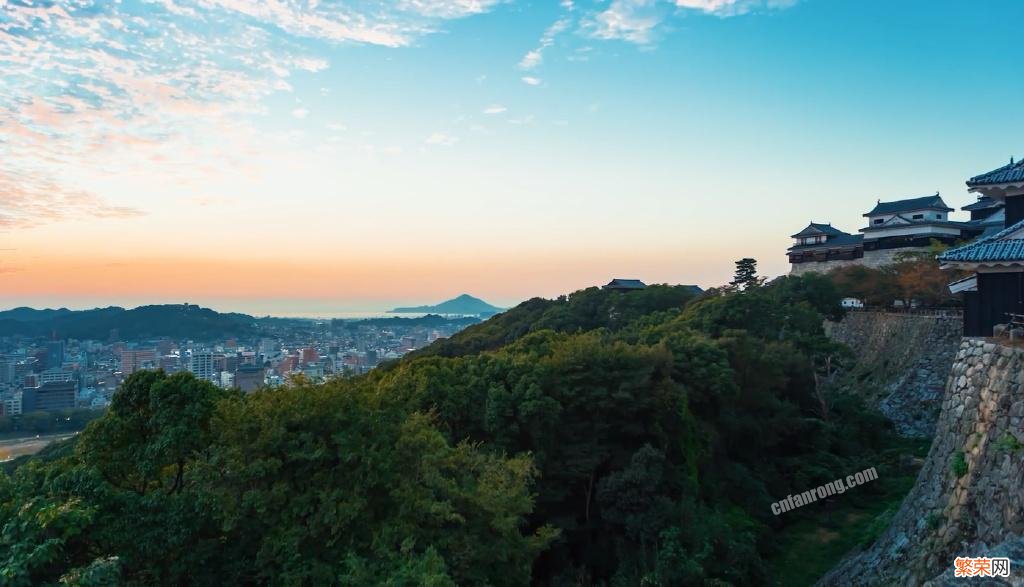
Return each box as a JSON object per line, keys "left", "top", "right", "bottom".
{"left": 860, "top": 217, "right": 973, "bottom": 233}
{"left": 961, "top": 196, "right": 1002, "bottom": 212}
{"left": 964, "top": 207, "right": 1005, "bottom": 228}
{"left": 790, "top": 222, "right": 848, "bottom": 238}
{"left": 787, "top": 233, "right": 863, "bottom": 251}
{"left": 967, "top": 157, "right": 1024, "bottom": 187}
{"left": 603, "top": 279, "right": 646, "bottom": 289}
{"left": 938, "top": 218, "right": 1024, "bottom": 264}
{"left": 864, "top": 194, "right": 952, "bottom": 216}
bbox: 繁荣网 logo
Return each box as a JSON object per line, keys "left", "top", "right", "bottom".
{"left": 953, "top": 557, "right": 1011, "bottom": 578}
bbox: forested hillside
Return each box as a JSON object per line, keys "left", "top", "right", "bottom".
{"left": 0, "top": 304, "right": 257, "bottom": 340}
{"left": 0, "top": 275, "right": 907, "bottom": 585}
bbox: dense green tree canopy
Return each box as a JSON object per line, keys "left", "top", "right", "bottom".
{"left": 1, "top": 372, "right": 547, "bottom": 585}
{"left": 1, "top": 275, "right": 899, "bottom": 586}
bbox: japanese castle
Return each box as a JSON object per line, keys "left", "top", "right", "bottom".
{"left": 789, "top": 193, "right": 1004, "bottom": 275}
{"left": 939, "top": 157, "right": 1024, "bottom": 336}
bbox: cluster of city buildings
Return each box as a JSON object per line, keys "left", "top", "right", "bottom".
{"left": 0, "top": 318, "right": 469, "bottom": 418}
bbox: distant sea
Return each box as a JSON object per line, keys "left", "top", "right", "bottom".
{"left": 268, "top": 311, "right": 432, "bottom": 320}
{"left": 0, "top": 299, "right": 470, "bottom": 321}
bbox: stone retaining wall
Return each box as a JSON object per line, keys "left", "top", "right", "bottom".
{"left": 826, "top": 312, "right": 963, "bottom": 437}
{"left": 819, "top": 339, "right": 1024, "bottom": 586}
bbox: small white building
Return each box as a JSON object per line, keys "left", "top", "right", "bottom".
{"left": 841, "top": 297, "right": 865, "bottom": 309}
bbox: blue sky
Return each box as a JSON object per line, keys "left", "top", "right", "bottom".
{"left": 1, "top": 0, "right": 1023, "bottom": 314}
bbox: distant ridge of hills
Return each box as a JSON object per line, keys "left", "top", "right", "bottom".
{"left": 388, "top": 294, "right": 503, "bottom": 316}
{"left": 0, "top": 307, "right": 79, "bottom": 322}
{"left": 0, "top": 304, "right": 257, "bottom": 340}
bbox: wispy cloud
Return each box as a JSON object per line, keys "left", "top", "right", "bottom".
{"left": 584, "top": 0, "right": 664, "bottom": 44}
{"left": 483, "top": 104, "right": 507, "bottom": 114}
{"left": 425, "top": 132, "right": 459, "bottom": 146}
{"left": 519, "top": 16, "right": 571, "bottom": 70}
{"left": 584, "top": 0, "right": 797, "bottom": 44}
{"left": 567, "top": 46, "right": 594, "bottom": 62}
{"left": 675, "top": 0, "right": 799, "bottom": 17}
{"left": 398, "top": 0, "right": 505, "bottom": 19}
{"left": 194, "top": 0, "right": 508, "bottom": 47}
{"left": 0, "top": 0, "right": 798, "bottom": 231}
{"left": 507, "top": 115, "right": 535, "bottom": 126}
{"left": 0, "top": 0, "right": 504, "bottom": 230}
{"left": 181, "top": 195, "right": 237, "bottom": 207}
{"left": 196, "top": 0, "right": 402, "bottom": 46}
{"left": 0, "top": 171, "right": 143, "bottom": 229}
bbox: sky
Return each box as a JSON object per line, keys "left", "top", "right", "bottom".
{"left": 1, "top": 0, "right": 1023, "bottom": 316}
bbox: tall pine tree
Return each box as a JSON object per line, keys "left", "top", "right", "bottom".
{"left": 731, "top": 257, "right": 760, "bottom": 290}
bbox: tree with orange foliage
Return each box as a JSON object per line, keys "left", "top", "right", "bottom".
{"left": 828, "top": 240, "right": 965, "bottom": 308}
{"left": 828, "top": 264, "right": 899, "bottom": 307}
{"left": 890, "top": 241, "right": 965, "bottom": 307}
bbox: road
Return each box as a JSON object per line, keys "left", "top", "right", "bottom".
{"left": 0, "top": 433, "right": 76, "bottom": 462}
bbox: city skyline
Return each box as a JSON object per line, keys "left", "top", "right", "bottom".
{"left": 3, "top": 0, "right": 1024, "bottom": 313}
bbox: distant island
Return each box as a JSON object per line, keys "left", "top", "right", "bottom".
{"left": 389, "top": 294, "right": 503, "bottom": 316}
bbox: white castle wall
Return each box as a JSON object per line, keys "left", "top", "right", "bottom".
{"left": 789, "top": 246, "right": 932, "bottom": 276}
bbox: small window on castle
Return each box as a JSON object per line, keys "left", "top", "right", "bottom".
{"left": 873, "top": 218, "right": 883, "bottom": 224}
{"left": 912, "top": 214, "right": 924, "bottom": 220}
